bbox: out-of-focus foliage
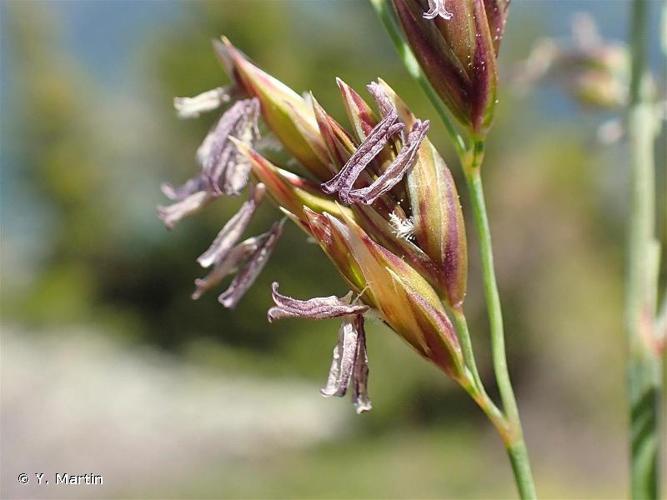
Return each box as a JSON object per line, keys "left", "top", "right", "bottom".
{"left": 2, "top": 1, "right": 664, "bottom": 498}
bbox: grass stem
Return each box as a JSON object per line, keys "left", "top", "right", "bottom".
{"left": 626, "top": 1, "right": 663, "bottom": 497}
{"left": 464, "top": 158, "right": 536, "bottom": 500}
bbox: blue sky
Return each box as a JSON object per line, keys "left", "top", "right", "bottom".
{"left": 7, "top": 0, "right": 657, "bottom": 88}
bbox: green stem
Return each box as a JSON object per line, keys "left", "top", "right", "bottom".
{"left": 464, "top": 142, "right": 536, "bottom": 499}
{"left": 452, "top": 307, "right": 485, "bottom": 393}
{"left": 626, "top": 1, "right": 663, "bottom": 498}
{"left": 658, "top": 291, "right": 667, "bottom": 339}
{"left": 368, "top": 0, "right": 467, "bottom": 158}
{"left": 506, "top": 440, "right": 536, "bottom": 500}
{"left": 455, "top": 293, "right": 537, "bottom": 500}
{"left": 461, "top": 372, "right": 535, "bottom": 500}
{"left": 460, "top": 372, "right": 509, "bottom": 442}
{"left": 464, "top": 147, "right": 517, "bottom": 422}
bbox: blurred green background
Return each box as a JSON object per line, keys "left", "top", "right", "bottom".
{"left": 1, "top": 1, "right": 665, "bottom": 499}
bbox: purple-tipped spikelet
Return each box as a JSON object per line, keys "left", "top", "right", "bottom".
{"left": 391, "top": 0, "right": 510, "bottom": 136}
{"left": 159, "top": 37, "right": 469, "bottom": 411}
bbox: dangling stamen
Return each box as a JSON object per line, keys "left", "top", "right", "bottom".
{"left": 197, "top": 183, "right": 266, "bottom": 268}
{"left": 221, "top": 143, "right": 253, "bottom": 195}
{"left": 321, "top": 110, "right": 403, "bottom": 204}
{"left": 174, "top": 87, "right": 232, "bottom": 119}
{"left": 320, "top": 313, "right": 372, "bottom": 411}
{"left": 192, "top": 237, "right": 261, "bottom": 300}
{"left": 423, "top": 0, "right": 453, "bottom": 20}
{"left": 351, "top": 316, "right": 372, "bottom": 413}
{"left": 218, "top": 219, "right": 285, "bottom": 309}
{"left": 198, "top": 98, "right": 260, "bottom": 196}
{"left": 320, "top": 315, "right": 360, "bottom": 398}
{"left": 196, "top": 123, "right": 220, "bottom": 167}
{"left": 160, "top": 175, "right": 209, "bottom": 202}
{"left": 266, "top": 281, "right": 372, "bottom": 411}
{"left": 348, "top": 120, "right": 430, "bottom": 205}
{"left": 222, "top": 102, "right": 260, "bottom": 195}
{"left": 157, "top": 191, "right": 213, "bottom": 229}
{"left": 267, "top": 283, "right": 369, "bottom": 322}
{"left": 158, "top": 99, "right": 261, "bottom": 229}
